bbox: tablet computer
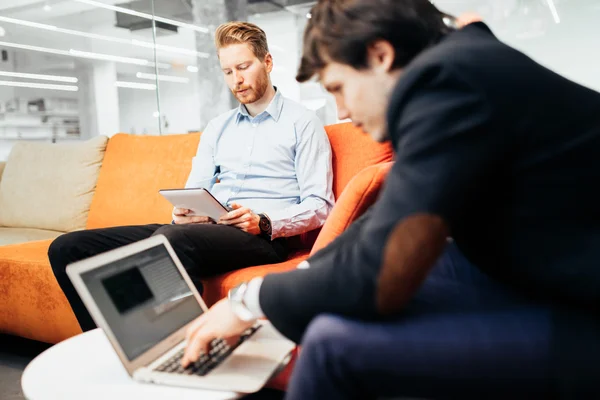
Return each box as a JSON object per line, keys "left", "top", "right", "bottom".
{"left": 159, "top": 188, "right": 229, "bottom": 222}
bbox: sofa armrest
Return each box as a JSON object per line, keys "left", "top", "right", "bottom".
{"left": 311, "top": 162, "right": 393, "bottom": 254}
{"left": 0, "top": 161, "right": 5, "bottom": 184}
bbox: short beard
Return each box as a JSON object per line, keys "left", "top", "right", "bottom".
{"left": 233, "top": 69, "right": 269, "bottom": 104}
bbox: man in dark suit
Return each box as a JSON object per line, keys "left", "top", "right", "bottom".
{"left": 182, "top": 0, "right": 600, "bottom": 398}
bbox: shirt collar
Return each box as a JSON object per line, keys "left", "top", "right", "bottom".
{"left": 236, "top": 87, "right": 283, "bottom": 124}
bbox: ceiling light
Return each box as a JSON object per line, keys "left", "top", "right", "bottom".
{"left": 115, "top": 81, "right": 156, "bottom": 90}
{"left": 151, "top": 61, "right": 172, "bottom": 70}
{"left": 43, "top": 4, "right": 52, "bottom": 12}
{"left": 0, "top": 26, "right": 5, "bottom": 37}
{"left": 187, "top": 65, "right": 199, "bottom": 73}
{"left": 306, "top": 13, "right": 312, "bottom": 19}
{"left": 136, "top": 72, "right": 189, "bottom": 83}
{"left": 69, "top": 49, "right": 149, "bottom": 65}
{"left": 0, "top": 40, "right": 170, "bottom": 68}
{"left": 0, "top": 70, "right": 77, "bottom": 83}
{"left": 0, "top": 16, "right": 209, "bottom": 59}
{"left": 0, "top": 80, "right": 78, "bottom": 91}
{"left": 131, "top": 40, "right": 209, "bottom": 58}
{"left": 0, "top": 41, "right": 70, "bottom": 57}
{"left": 73, "top": 0, "right": 209, "bottom": 34}
{"left": 546, "top": 0, "right": 561, "bottom": 23}
{"left": 0, "top": 17, "right": 57, "bottom": 31}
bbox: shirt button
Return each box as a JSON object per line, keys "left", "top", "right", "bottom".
{"left": 252, "top": 123, "right": 257, "bottom": 128}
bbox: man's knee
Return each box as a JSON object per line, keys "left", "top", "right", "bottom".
{"left": 48, "top": 231, "right": 88, "bottom": 275}
{"left": 301, "top": 314, "right": 356, "bottom": 364}
{"left": 152, "top": 224, "right": 189, "bottom": 243}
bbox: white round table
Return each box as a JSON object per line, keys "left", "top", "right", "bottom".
{"left": 21, "top": 329, "right": 241, "bottom": 400}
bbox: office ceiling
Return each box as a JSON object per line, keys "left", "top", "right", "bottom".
{"left": 0, "top": 0, "right": 597, "bottom": 79}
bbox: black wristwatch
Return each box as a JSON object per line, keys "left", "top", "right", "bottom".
{"left": 258, "top": 213, "right": 272, "bottom": 240}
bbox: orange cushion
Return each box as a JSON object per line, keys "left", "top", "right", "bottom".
{"left": 311, "top": 162, "right": 393, "bottom": 255}
{"left": 86, "top": 133, "right": 201, "bottom": 229}
{"left": 325, "top": 123, "right": 393, "bottom": 199}
{"left": 0, "top": 240, "right": 81, "bottom": 344}
{"left": 201, "top": 250, "right": 310, "bottom": 307}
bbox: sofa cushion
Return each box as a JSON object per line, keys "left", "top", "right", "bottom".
{"left": 0, "top": 227, "right": 63, "bottom": 246}
{"left": 86, "top": 133, "right": 201, "bottom": 229}
{"left": 0, "top": 136, "right": 108, "bottom": 233}
{"left": 311, "top": 162, "right": 393, "bottom": 255}
{"left": 0, "top": 239, "right": 81, "bottom": 344}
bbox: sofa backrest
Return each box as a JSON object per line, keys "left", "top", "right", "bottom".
{"left": 325, "top": 122, "right": 393, "bottom": 199}
{"left": 86, "top": 133, "right": 200, "bottom": 229}
{"left": 0, "top": 136, "right": 107, "bottom": 232}
{"left": 86, "top": 123, "right": 393, "bottom": 230}
{"left": 285, "top": 123, "right": 393, "bottom": 250}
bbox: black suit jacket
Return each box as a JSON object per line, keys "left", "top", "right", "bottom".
{"left": 259, "top": 23, "right": 600, "bottom": 345}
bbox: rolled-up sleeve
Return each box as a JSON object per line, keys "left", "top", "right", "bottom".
{"left": 267, "top": 112, "right": 335, "bottom": 239}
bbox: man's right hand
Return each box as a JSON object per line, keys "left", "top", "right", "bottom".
{"left": 172, "top": 208, "right": 216, "bottom": 225}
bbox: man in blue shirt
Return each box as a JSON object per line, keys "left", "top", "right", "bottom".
{"left": 49, "top": 21, "right": 334, "bottom": 332}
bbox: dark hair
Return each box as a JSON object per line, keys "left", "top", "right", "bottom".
{"left": 296, "top": 0, "right": 453, "bottom": 82}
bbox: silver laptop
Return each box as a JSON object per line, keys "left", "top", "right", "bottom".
{"left": 66, "top": 234, "right": 295, "bottom": 394}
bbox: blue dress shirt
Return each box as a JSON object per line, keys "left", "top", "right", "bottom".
{"left": 185, "top": 89, "right": 334, "bottom": 239}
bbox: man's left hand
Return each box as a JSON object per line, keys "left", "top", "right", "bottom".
{"left": 181, "top": 298, "right": 255, "bottom": 368}
{"left": 218, "top": 203, "right": 261, "bottom": 235}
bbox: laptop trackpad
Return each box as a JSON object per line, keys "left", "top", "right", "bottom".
{"left": 206, "top": 340, "right": 294, "bottom": 392}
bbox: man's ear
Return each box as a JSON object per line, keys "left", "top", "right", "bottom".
{"left": 366, "top": 40, "right": 395, "bottom": 74}
{"left": 264, "top": 52, "right": 273, "bottom": 73}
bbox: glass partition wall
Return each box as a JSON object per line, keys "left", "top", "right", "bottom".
{"left": 0, "top": 0, "right": 598, "bottom": 160}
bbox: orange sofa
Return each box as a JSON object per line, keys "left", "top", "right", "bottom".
{"left": 0, "top": 122, "right": 393, "bottom": 388}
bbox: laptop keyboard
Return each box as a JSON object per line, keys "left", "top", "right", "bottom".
{"left": 154, "top": 325, "right": 261, "bottom": 376}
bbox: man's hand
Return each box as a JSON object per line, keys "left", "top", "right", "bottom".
{"left": 181, "top": 298, "right": 255, "bottom": 368}
{"left": 218, "top": 203, "right": 261, "bottom": 235}
{"left": 172, "top": 208, "right": 216, "bottom": 225}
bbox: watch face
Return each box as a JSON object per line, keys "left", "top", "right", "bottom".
{"left": 260, "top": 217, "right": 271, "bottom": 231}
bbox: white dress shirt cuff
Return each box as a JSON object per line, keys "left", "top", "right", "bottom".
{"left": 296, "top": 260, "right": 310, "bottom": 269}
{"left": 243, "top": 277, "right": 265, "bottom": 319}
{"left": 243, "top": 261, "right": 311, "bottom": 319}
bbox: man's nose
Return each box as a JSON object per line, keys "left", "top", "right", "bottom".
{"left": 234, "top": 71, "right": 243, "bottom": 84}
{"left": 337, "top": 105, "right": 350, "bottom": 121}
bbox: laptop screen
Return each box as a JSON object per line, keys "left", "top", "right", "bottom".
{"left": 80, "top": 243, "right": 203, "bottom": 361}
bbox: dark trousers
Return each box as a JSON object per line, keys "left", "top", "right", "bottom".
{"left": 286, "top": 242, "right": 600, "bottom": 400}
{"left": 49, "top": 223, "right": 287, "bottom": 332}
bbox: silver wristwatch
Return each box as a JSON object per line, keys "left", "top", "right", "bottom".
{"left": 228, "top": 282, "right": 256, "bottom": 322}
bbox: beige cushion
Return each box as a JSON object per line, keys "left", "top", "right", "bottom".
{"left": 0, "top": 227, "right": 63, "bottom": 246}
{"left": 0, "top": 136, "right": 108, "bottom": 232}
